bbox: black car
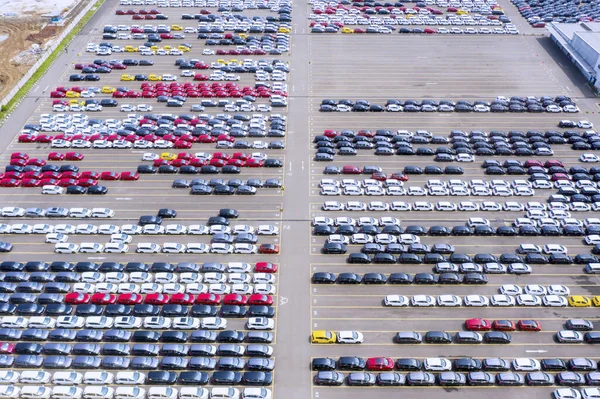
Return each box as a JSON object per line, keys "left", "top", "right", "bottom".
{"left": 210, "top": 371, "right": 242, "bottom": 385}
{"left": 424, "top": 331, "right": 452, "bottom": 343}
{"left": 337, "top": 356, "right": 366, "bottom": 370}
{"left": 147, "top": 371, "right": 178, "bottom": 384}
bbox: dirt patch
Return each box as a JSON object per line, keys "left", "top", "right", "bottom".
{"left": 0, "top": 18, "right": 62, "bottom": 99}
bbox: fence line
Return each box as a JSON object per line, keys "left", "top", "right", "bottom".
{"left": 0, "top": 0, "right": 99, "bottom": 108}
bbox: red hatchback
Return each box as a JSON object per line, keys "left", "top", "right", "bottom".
{"left": 65, "top": 292, "right": 91, "bottom": 304}
{"left": 65, "top": 152, "right": 84, "bottom": 161}
{"left": 120, "top": 172, "right": 139, "bottom": 181}
{"left": 169, "top": 293, "right": 195, "bottom": 305}
{"left": 0, "top": 343, "right": 14, "bottom": 354}
{"left": 248, "top": 294, "right": 273, "bottom": 306}
{"left": 21, "top": 179, "right": 41, "bottom": 187}
{"left": 11, "top": 152, "right": 29, "bottom": 160}
{"left": 492, "top": 320, "right": 516, "bottom": 331}
{"left": 223, "top": 294, "right": 248, "bottom": 305}
{"left": 117, "top": 293, "right": 143, "bottom": 305}
{"left": 91, "top": 293, "right": 117, "bottom": 305}
{"left": 145, "top": 293, "right": 169, "bottom": 305}
{"left": 464, "top": 318, "right": 491, "bottom": 331}
{"left": 255, "top": 262, "right": 278, "bottom": 273}
{"left": 196, "top": 293, "right": 221, "bottom": 305}
{"left": 366, "top": 357, "right": 394, "bottom": 371}
{"left": 517, "top": 320, "right": 541, "bottom": 331}
{"left": 0, "top": 179, "right": 20, "bottom": 187}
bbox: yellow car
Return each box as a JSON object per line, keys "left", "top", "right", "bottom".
{"left": 568, "top": 295, "right": 592, "bottom": 307}
{"left": 592, "top": 296, "right": 600, "bottom": 306}
{"left": 160, "top": 152, "right": 177, "bottom": 161}
{"left": 311, "top": 331, "right": 337, "bottom": 344}
{"left": 150, "top": 45, "right": 159, "bottom": 51}
{"left": 101, "top": 86, "right": 116, "bottom": 94}
{"left": 121, "top": 74, "right": 135, "bottom": 81}
{"left": 178, "top": 45, "right": 190, "bottom": 52}
{"left": 148, "top": 74, "right": 162, "bottom": 81}
{"left": 456, "top": 9, "right": 468, "bottom": 15}
{"left": 238, "top": 33, "right": 248, "bottom": 39}
{"left": 171, "top": 24, "right": 183, "bottom": 31}
{"left": 65, "top": 91, "right": 80, "bottom": 98}
{"left": 163, "top": 45, "right": 172, "bottom": 51}
{"left": 341, "top": 27, "right": 354, "bottom": 34}
{"left": 216, "top": 59, "right": 227, "bottom": 65}
{"left": 125, "top": 45, "right": 138, "bottom": 52}
{"left": 69, "top": 99, "right": 85, "bottom": 106}
{"left": 278, "top": 27, "right": 290, "bottom": 33}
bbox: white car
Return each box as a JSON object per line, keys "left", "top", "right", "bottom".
{"left": 200, "top": 317, "right": 227, "bottom": 329}
{"left": 463, "top": 295, "right": 489, "bottom": 306}
{"left": 516, "top": 294, "right": 542, "bottom": 306}
{"left": 542, "top": 295, "right": 568, "bottom": 307}
{"left": 336, "top": 331, "right": 364, "bottom": 344}
{"left": 54, "top": 243, "right": 79, "bottom": 253}
{"left": 580, "top": 153, "right": 599, "bottom": 163}
{"left": 548, "top": 285, "right": 570, "bottom": 296}
{"left": 411, "top": 295, "right": 435, "bottom": 307}
{"left": 512, "top": 358, "right": 541, "bottom": 371}
{"left": 437, "top": 295, "right": 462, "bottom": 307}
{"left": 524, "top": 284, "right": 547, "bottom": 295}
{"left": 136, "top": 243, "right": 161, "bottom": 253}
{"left": 490, "top": 295, "right": 516, "bottom": 307}
{"left": 384, "top": 295, "right": 409, "bottom": 307}
{"left": 322, "top": 201, "right": 344, "bottom": 211}
{"left": 256, "top": 225, "right": 279, "bottom": 235}
{"left": 424, "top": 358, "right": 452, "bottom": 371}
{"left": 246, "top": 317, "right": 275, "bottom": 330}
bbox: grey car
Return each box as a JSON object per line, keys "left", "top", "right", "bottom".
{"left": 376, "top": 372, "right": 405, "bottom": 386}
{"left": 314, "top": 371, "right": 344, "bottom": 386}
{"left": 406, "top": 372, "right": 435, "bottom": 386}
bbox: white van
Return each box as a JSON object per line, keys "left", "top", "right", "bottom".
{"left": 179, "top": 388, "right": 209, "bottom": 399}
{"left": 115, "top": 387, "right": 145, "bottom": 399}
{"left": 83, "top": 372, "right": 114, "bottom": 385}
{"left": 83, "top": 387, "right": 114, "bottom": 399}
{"left": 585, "top": 263, "right": 600, "bottom": 274}
{"left": 21, "top": 387, "right": 51, "bottom": 399}
{"left": 52, "top": 372, "right": 83, "bottom": 385}
{"left": 210, "top": 388, "right": 240, "bottom": 399}
{"left": 0, "top": 386, "right": 19, "bottom": 399}
{"left": 148, "top": 387, "right": 177, "bottom": 399}
{"left": 52, "top": 387, "right": 83, "bottom": 399}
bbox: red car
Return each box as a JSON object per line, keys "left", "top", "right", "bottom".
{"left": 245, "top": 159, "right": 263, "bottom": 167}
{"left": 196, "top": 293, "right": 221, "bottom": 305}
{"left": 169, "top": 293, "right": 195, "bottom": 305}
{"left": 23, "top": 171, "right": 41, "bottom": 179}
{"left": 492, "top": 320, "right": 516, "bottom": 331}
{"left": 212, "top": 152, "right": 231, "bottom": 160}
{"left": 227, "top": 159, "right": 244, "bottom": 167}
{"left": 232, "top": 152, "right": 250, "bottom": 161}
{"left": 101, "top": 171, "right": 120, "bottom": 180}
{"left": 223, "top": 294, "right": 248, "bottom": 305}
{"left": 65, "top": 152, "right": 84, "bottom": 161}
{"left": 65, "top": 292, "right": 91, "bottom": 304}
{"left": 366, "top": 357, "right": 394, "bottom": 371}
{"left": 0, "top": 343, "right": 14, "bottom": 354}
{"left": 118, "top": 293, "right": 143, "bottom": 305}
{"left": 390, "top": 172, "right": 409, "bottom": 181}
{"left": 551, "top": 173, "right": 570, "bottom": 181}
{"left": 209, "top": 158, "right": 226, "bottom": 167}
{"left": 371, "top": 172, "right": 387, "bottom": 181}
{"left": 258, "top": 244, "right": 279, "bottom": 254}
{"left": 517, "top": 320, "right": 541, "bottom": 331}
{"left": 4, "top": 172, "right": 23, "bottom": 179}
{"left": 524, "top": 160, "right": 542, "bottom": 168}
{"left": 9, "top": 158, "right": 26, "bottom": 167}
{"left": 248, "top": 294, "right": 273, "bottom": 306}
{"left": 255, "top": 262, "right": 278, "bottom": 273}
{"left": 60, "top": 172, "right": 79, "bottom": 180}
{"left": 174, "top": 140, "right": 192, "bottom": 149}
{"left": 342, "top": 165, "right": 361, "bottom": 174}
{"left": 21, "top": 178, "right": 41, "bottom": 187}
{"left": 11, "top": 152, "right": 28, "bottom": 160}
{"left": 545, "top": 160, "right": 564, "bottom": 168}
{"left": 464, "top": 318, "right": 491, "bottom": 331}
{"left": 91, "top": 293, "right": 117, "bottom": 305}
{"left": 42, "top": 172, "right": 61, "bottom": 179}
{"left": 145, "top": 293, "right": 169, "bottom": 305}
{"left": 26, "top": 158, "right": 46, "bottom": 167}
{"left": 57, "top": 178, "right": 78, "bottom": 187}
{"left": 48, "top": 152, "right": 65, "bottom": 161}
{"left": 80, "top": 171, "right": 100, "bottom": 180}
{"left": 198, "top": 135, "right": 216, "bottom": 143}
{"left": 0, "top": 179, "right": 20, "bottom": 187}
{"left": 18, "top": 134, "right": 36, "bottom": 143}
{"left": 120, "top": 172, "right": 139, "bottom": 181}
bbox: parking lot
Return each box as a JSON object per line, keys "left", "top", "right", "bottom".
{"left": 0, "top": 0, "right": 599, "bottom": 398}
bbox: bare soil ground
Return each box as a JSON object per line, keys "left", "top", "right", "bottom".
{"left": 0, "top": 19, "right": 63, "bottom": 99}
